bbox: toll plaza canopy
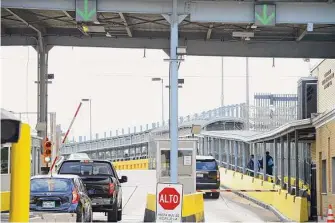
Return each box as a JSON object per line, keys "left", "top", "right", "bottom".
{"left": 1, "top": 0, "right": 335, "bottom": 58}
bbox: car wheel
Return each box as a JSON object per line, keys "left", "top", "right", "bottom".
{"left": 117, "top": 202, "right": 122, "bottom": 221}
{"left": 76, "top": 207, "right": 84, "bottom": 222}
{"left": 212, "top": 192, "right": 220, "bottom": 199}
{"left": 107, "top": 204, "right": 118, "bottom": 222}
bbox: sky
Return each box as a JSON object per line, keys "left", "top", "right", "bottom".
{"left": 0, "top": 46, "right": 322, "bottom": 141}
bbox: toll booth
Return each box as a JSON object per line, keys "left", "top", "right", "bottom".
{"left": 155, "top": 139, "right": 197, "bottom": 194}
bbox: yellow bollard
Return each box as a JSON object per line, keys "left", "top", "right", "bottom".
{"left": 9, "top": 123, "right": 31, "bottom": 222}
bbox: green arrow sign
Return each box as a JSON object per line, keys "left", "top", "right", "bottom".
{"left": 255, "top": 4, "right": 276, "bottom": 26}
{"left": 76, "top": 0, "right": 97, "bottom": 22}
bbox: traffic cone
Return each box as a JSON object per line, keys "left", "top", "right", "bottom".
{"left": 327, "top": 204, "right": 334, "bottom": 223}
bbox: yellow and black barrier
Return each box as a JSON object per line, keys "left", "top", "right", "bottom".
{"left": 113, "top": 159, "right": 149, "bottom": 170}
{"left": 220, "top": 168, "right": 309, "bottom": 222}
{"left": 143, "top": 192, "right": 205, "bottom": 222}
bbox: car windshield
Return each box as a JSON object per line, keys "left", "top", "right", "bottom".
{"left": 59, "top": 161, "right": 114, "bottom": 176}
{"left": 196, "top": 160, "right": 218, "bottom": 170}
{"left": 31, "top": 178, "right": 72, "bottom": 192}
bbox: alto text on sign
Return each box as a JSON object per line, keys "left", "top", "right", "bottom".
{"left": 156, "top": 183, "right": 183, "bottom": 222}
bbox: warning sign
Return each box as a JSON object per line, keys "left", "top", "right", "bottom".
{"left": 156, "top": 183, "right": 183, "bottom": 222}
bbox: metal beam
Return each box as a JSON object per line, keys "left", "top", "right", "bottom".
{"left": 206, "top": 24, "right": 213, "bottom": 40}
{"left": 4, "top": 8, "right": 44, "bottom": 51}
{"left": 2, "top": 35, "right": 335, "bottom": 58}
{"left": 119, "top": 13, "right": 132, "bottom": 37}
{"left": 62, "top": 10, "right": 89, "bottom": 36}
{"left": 2, "top": 0, "right": 335, "bottom": 24}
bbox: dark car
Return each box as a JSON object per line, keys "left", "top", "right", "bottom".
{"left": 57, "top": 159, "right": 127, "bottom": 222}
{"left": 30, "top": 174, "right": 93, "bottom": 222}
{"left": 196, "top": 155, "right": 220, "bottom": 199}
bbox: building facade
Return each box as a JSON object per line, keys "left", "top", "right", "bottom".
{"left": 311, "top": 59, "right": 335, "bottom": 218}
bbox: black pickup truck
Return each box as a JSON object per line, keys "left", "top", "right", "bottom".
{"left": 57, "top": 159, "right": 127, "bottom": 222}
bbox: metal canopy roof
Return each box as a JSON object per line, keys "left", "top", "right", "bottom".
{"left": 1, "top": 0, "right": 335, "bottom": 58}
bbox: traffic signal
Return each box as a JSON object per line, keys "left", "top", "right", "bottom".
{"left": 43, "top": 138, "right": 52, "bottom": 164}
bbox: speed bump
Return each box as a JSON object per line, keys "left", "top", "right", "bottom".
{"left": 144, "top": 192, "right": 205, "bottom": 222}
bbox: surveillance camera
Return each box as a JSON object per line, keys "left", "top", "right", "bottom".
{"left": 1, "top": 108, "right": 21, "bottom": 144}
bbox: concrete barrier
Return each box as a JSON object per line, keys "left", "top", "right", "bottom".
{"left": 144, "top": 192, "right": 205, "bottom": 222}
{"left": 220, "top": 168, "right": 309, "bottom": 222}
{"left": 0, "top": 192, "right": 10, "bottom": 212}
{"left": 113, "top": 159, "right": 149, "bottom": 170}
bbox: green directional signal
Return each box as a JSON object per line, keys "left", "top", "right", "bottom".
{"left": 255, "top": 4, "right": 276, "bottom": 26}
{"left": 76, "top": 0, "right": 97, "bottom": 22}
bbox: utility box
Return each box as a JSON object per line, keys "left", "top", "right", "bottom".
{"left": 155, "top": 139, "right": 197, "bottom": 194}
{"left": 297, "top": 77, "right": 318, "bottom": 119}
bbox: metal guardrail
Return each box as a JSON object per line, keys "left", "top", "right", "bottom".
{"left": 61, "top": 103, "right": 247, "bottom": 154}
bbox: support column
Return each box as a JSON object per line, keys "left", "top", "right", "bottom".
{"left": 280, "top": 136, "right": 285, "bottom": 189}
{"left": 295, "top": 130, "right": 299, "bottom": 196}
{"left": 218, "top": 139, "right": 222, "bottom": 163}
{"left": 234, "top": 141, "right": 238, "bottom": 171}
{"left": 287, "top": 134, "right": 291, "bottom": 192}
{"left": 225, "top": 140, "right": 229, "bottom": 169}
{"left": 263, "top": 142, "right": 267, "bottom": 181}
{"left": 242, "top": 142, "right": 246, "bottom": 174}
{"left": 274, "top": 138, "right": 278, "bottom": 184}
{"left": 37, "top": 49, "right": 49, "bottom": 139}
{"left": 253, "top": 143, "right": 258, "bottom": 178}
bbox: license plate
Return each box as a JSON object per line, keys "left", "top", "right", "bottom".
{"left": 42, "top": 201, "right": 55, "bottom": 208}
{"left": 197, "top": 173, "right": 203, "bottom": 178}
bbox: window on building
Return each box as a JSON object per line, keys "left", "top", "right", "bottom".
{"left": 322, "top": 159, "right": 327, "bottom": 193}
{"left": 332, "top": 157, "right": 335, "bottom": 194}
{"left": 1, "top": 146, "right": 10, "bottom": 174}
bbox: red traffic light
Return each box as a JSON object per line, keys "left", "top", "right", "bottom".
{"left": 45, "top": 141, "right": 52, "bottom": 148}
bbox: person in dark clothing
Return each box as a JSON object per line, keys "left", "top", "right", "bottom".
{"left": 247, "top": 155, "right": 255, "bottom": 176}
{"left": 259, "top": 151, "right": 274, "bottom": 175}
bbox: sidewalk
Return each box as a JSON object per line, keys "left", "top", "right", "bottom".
{"left": 1, "top": 212, "right": 76, "bottom": 222}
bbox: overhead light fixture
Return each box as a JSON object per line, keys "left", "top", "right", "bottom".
{"left": 232, "top": 32, "right": 254, "bottom": 38}
{"left": 176, "top": 46, "right": 187, "bottom": 55}
{"left": 106, "top": 32, "right": 112, "bottom": 37}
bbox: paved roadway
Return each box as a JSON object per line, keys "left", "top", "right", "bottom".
{"left": 93, "top": 170, "right": 280, "bottom": 222}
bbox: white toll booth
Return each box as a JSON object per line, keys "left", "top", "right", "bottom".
{"left": 155, "top": 139, "right": 197, "bottom": 194}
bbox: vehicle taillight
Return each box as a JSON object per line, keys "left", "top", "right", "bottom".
{"left": 72, "top": 188, "right": 80, "bottom": 204}
{"left": 217, "top": 171, "right": 220, "bottom": 181}
{"left": 109, "top": 183, "right": 115, "bottom": 195}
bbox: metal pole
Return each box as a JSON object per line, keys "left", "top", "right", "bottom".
{"left": 170, "top": 0, "right": 179, "bottom": 184}
{"left": 37, "top": 50, "right": 48, "bottom": 139}
{"left": 161, "top": 79, "right": 164, "bottom": 125}
{"left": 89, "top": 99, "right": 92, "bottom": 140}
{"left": 221, "top": 57, "right": 224, "bottom": 107}
{"left": 62, "top": 102, "right": 83, "bottom": 144}
{"left": 246, "top": 57, "right": 250, "bottom": 130}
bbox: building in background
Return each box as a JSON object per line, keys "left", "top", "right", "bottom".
{"left": 311, "top": 59, "right": 335, "bottom": 219}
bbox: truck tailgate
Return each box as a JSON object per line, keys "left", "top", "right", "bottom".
{"left": 81, "top": 176, "right": 112, "bottom": 198}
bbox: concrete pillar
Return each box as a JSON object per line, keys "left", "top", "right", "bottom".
{"left": 253, "top": 143, "right": 258, "bottom": 178}
{"left": 234, "top": 141, "right": 238, "bottom": 171}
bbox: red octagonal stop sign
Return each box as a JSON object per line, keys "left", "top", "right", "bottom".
{"left": 158, "top": 187, "right": 181, "bottom": 210}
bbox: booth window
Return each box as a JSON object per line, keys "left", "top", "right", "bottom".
{"left": 1, "top": 146, "right": 10, "bottom": 174}
{"left": 160, "top": 150, "right": 193, "bottom": 177}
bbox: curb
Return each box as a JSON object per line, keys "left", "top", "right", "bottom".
{"left": 220, "top": 184, "right": 290, "bottom": 222}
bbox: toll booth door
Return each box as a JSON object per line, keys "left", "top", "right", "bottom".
{"left": 310, "top": 163, "right": 317, "bottom": 221}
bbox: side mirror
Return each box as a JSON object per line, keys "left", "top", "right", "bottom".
{"left": 1, "top": 109, "right": 21, "bottom": 144}
{"left": 120, "top": 176, "right": 128, "bottom": 183}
